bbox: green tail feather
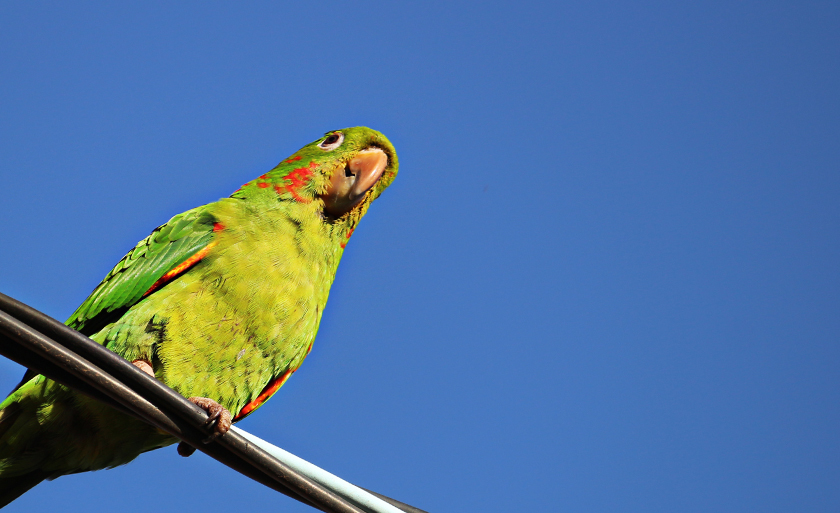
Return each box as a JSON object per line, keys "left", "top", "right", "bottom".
{"left": 0, "top": 393, "right": 42, "bottom": 507}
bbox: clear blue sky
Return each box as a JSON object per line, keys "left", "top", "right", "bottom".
{"left": 1, "top": 2, "right": 838, "bottom": 512}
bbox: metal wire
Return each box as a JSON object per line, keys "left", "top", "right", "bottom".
{"left": 0, "top": 292, "right": 424, "bottom": 513}
{"left": 0, "top": 309, "right": 350, "bottom": 512}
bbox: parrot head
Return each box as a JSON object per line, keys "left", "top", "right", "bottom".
{"left": 310, "top": 127, "right": 398, "bottom": 219}
{"left": 238, "top": 127, "right": 398, "bottom": 228}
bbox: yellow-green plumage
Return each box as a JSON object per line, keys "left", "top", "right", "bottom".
{"left": 0, "top": 127, "right": 398, "bottom": 506}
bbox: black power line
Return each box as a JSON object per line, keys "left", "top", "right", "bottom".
{"left": 0, "top": 291, "right": 426, "bottom": 513}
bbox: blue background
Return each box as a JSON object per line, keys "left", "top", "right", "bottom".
{"left": 1, "top": 2, "right": 839, "bottom": 512}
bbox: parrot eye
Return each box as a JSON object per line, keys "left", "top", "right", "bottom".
{"left": 318, "top": 132, "right": 344, "bottom": 151}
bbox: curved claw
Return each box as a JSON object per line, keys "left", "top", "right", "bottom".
{"left": 188, "top": 396, "right": 232, "bottom": 443}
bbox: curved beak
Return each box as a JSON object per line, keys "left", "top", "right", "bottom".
{"left": 323, "top": 148, "right": 388, "bottom": 217}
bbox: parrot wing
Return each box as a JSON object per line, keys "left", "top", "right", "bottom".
{"left": 8, "top": 205, "right": 219, "bottom": 394}
{"left": 67, "top": 204, "right": 219, "bottom": 335}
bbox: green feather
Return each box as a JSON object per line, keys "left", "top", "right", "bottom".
{"left": 0, "top": 127, "right": 398, "bottom": 506}
{"left": 67, "top": 206, "right": 218, "bottom": 335}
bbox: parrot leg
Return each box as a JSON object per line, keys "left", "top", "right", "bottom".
{"left": 134, "top": 359, "right": 233, "bottom": 438}
{"left": 130, "top": 360, "right": 230, "bottom": 455}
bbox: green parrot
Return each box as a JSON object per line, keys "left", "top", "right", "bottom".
{"left": 0, "top": 127, "right": 398, "bottom": 507}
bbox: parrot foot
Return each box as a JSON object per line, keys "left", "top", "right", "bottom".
{"left": 177, "top": 442, "right": 197, "bottom": 457}
{"left": 131, "top": 359, "right": 155, "bottom": 377}
{"left": 188, "top": 396, "right": 232, "bottom": 443}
